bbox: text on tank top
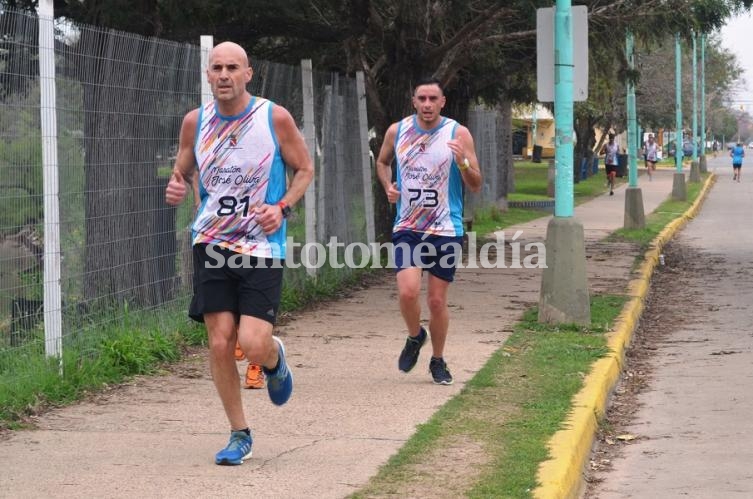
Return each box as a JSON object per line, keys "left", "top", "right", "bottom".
{"left": 192, "top": 97, "right": 287, "bottom": 258}
{"left": 393, "top": 115, "right": 464, "bottom": 236}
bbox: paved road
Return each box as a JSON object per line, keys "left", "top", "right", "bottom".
{"left": 588, "top": 155, "right": 753, "bottom": 498}
{"left": 0, "top": 169, "right": 675, "bottom": 499}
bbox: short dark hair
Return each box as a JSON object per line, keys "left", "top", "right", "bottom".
{"left": 413, "top": 77, "right": 444, "bottom": 95}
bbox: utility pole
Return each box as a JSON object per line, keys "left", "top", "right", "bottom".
{"left": 689, "top": 32, "right": 701, "bottom": 182}
{"left": 538, "top": 0, "right": 590, "bottom": 325}
{"left": 699, "top": 33, "right": 708, "bottom": 173}
{"left": 624, "top": 30, "right": 645, "bottom": 228}
{"left": 672, "top": 34, "right": 687, "bottom": 200}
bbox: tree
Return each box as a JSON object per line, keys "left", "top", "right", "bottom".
{"left": 23, "top": 0, "right": 753, "bottom": 237}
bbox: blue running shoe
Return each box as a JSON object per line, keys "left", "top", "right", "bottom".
{"left": 215, "top": 430, "right": 253, "bottom": 465}
{"left": 264, "top": 336, "right": 293, "bottom": 406}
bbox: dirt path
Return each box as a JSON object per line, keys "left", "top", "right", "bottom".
{"left": 0, "top": 172, "right": 675, "bottom": 499}
{"left": 586, "top": 160, "right": 753, "bottom": 498}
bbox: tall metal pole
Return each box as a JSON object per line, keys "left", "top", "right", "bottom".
{"left": 689, "top": 32, "right": 702, "bottom": 182}
{"left": 624, "top": 30, "right": 646, "bottom": 229}
{"left": 553, "top": 0, "right": 574, "bottom": 218}
{"left": 672, "top": 34, "right": 687, "bottom": 200}
{"left": 675, "top": 34, "right": 683, "bottom": 173}
{"left": 700, "top": 33, "right": 707, "bottom": 172}
{"left": 38, "top": 0, "right": 63, "bottom": 364}
{"left": 538, "top": 0, "right": 590, "bottom": 325}
{"left": 626, "top": 32, "right": 638, "bottom": 188}
{"left": 692, "top": 32, "right": 698, "bottom": 162}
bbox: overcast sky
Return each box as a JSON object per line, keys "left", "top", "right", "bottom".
{"left": 720, "top": 11, "right": 753, "bottom": 109}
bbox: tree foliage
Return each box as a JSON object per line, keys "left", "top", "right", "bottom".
{"left": 8, "top": 0, "right": 752, "bottom": 218}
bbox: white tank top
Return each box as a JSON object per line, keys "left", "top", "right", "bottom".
{"left": 645, "top": 142, "right": 658, "bottom": 161}
{"left": 393, "top": 115, "right": 464, "bottom": 236}
{"left": 605, "top": 143, "right": 619, "bottom": 165}
{"left": 192, "top": 97, "right": 287, "bottom": 258}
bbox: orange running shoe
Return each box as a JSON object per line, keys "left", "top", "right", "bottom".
{"left": 234, "top": 341, "right": 245, "bottom": 361}
{"left": 244, "top": 364, "right": 265, "bottom": 389}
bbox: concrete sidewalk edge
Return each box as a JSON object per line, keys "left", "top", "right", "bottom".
{"left": 532, "top": 174, "right": 718, "bottom": 499}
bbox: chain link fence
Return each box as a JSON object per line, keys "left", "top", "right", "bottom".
{"left": 0, "top": 6, "right": 509, "bottom": 392}
{"left": 0, "top": 7, "right": 374, "bottom": 385}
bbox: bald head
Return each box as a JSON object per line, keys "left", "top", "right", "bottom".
{"left": 206, "top": 41, "right": 253, "bottom": 111}
{"left": 210, "top": 42, "right": 250, "bottom": 68}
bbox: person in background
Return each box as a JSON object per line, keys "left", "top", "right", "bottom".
{"left": 600, "top": 133, "right": 619, "bottom": 196}
{"left": 731, "top": 141, "right": 745, "bottom": 182}
{"left": 375, "top": 77, "right": 482, "bottom": 386}
{"left": 644, "top": 133, "right": 658, "bottom": 181}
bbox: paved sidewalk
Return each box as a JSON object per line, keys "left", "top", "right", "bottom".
{"left": 0, "top": 170, "right": 675, "bottom": 499}
{"left": 588, "top": 156, "right": 753, "bottom": 498}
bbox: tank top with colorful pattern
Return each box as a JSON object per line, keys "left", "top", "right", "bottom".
{"left": 192, "top": 97, "right": 287, "bottom": 258}
{"left": 393, "top": 115, "right": 464, "bottom": 236}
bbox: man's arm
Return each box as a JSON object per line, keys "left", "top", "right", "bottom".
{"left": 447, "top": 126, "right": 482, "bottom": 193}
{"left": 376, "top": 124, "right": 401, "bottom": 203}
{"left": 165, "top": 110, "right": 199, "bottom": 206}
{"left": 255, "top": 104, "right": 314, "bottom": 234}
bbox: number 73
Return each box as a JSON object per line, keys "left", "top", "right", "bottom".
{"left": 407, "top": 188, "right": 438, "bottom": 207}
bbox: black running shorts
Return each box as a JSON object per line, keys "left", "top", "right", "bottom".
{"left": 189, "top": 243, "right": 283, "bottom": 325}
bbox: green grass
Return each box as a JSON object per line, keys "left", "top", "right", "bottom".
{"left": 351, "top": 295, "right": 627, "bottom": 499}
{"left": 472, "top": 160, "right": 616, "bottom": 237}
{"left": 0, "top": 263, "right": 378, "bottom": 430}
{"left": 1, "top": 161, "right": 710, "bottom": 499}
{"left": 510, "top": 160, "right": 615, "bottom": 201}
{"left": 470, "top": 206, "right": 548, "bottom": 237}
{"left": 0, "top": 303, "right": 206, "bottom": 427}
{"left": 610, "top": 175, "right": 706, "bottom": 247}
{"left": 351, "top": 172, "right": 713, "bottom": 497}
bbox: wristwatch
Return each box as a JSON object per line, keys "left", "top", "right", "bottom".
{"left": 278, "top": 200, "right": 291, "bottom": 219}
{"left": 459, "top": 157, "right": 471, "bottom": 171}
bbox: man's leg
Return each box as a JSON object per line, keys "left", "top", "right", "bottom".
{"left": 238, "top": 314, "right": 292, "bottom": 406}
{"left": 426, "top": 273, "right": 453, "bottom": 385}
{"left": 237, "top": 316, "right": 277, "bottom": 368}
{"left": 396, "top": 267, "right": 427, "bottom": 372}
{"left": 204, "top": 311, "right": 247, "bottom": 431}
{"left": 426, "top": 274, "right": 450, "bottom": 358}
{"left": 396, "top": 267, "right": 424, "bottom": 338}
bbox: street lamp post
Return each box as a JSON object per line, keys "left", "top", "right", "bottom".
{"left": 624, "top": 30, "right": 645, "bottom": 228}
{"left": 672, "top": 33, "right": 687, "bottom": 200}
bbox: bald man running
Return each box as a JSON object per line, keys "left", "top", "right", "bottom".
{"left": 165, "top": 41, "right": 313, "bottom": 465}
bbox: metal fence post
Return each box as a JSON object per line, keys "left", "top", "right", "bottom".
{"left": 37, "top": 0, "right": 63, "bottom": 363}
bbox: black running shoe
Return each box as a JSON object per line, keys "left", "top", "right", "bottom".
{"left": 429, "top": 357, "right": 454, "bottom": 385}
{"left": 398, "top": 327, "right": 427, "bottom": 372}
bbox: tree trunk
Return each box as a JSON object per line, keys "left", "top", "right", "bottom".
{"left": 497, "top": 99, "right": 514, "bottom": 206}
{"left": 574, "top": 114, "right": 597, "bottom": 183}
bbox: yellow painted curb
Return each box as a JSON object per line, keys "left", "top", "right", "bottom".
{"left": 532, "top": 174, "right": 717, "bottom": 499}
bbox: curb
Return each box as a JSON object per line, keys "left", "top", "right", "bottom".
{"left": 532, "top": 174, "right": 717, "bottom": 499}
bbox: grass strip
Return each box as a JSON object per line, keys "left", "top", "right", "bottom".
{"left": 352, "top": 296, "right": 626, "bottom": 499}
{"left": 352, "top": 173, "right": 711, "bottom": 498}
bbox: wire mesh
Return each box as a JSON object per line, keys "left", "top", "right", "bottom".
{"left": 0, "top": 7, "right": 374, "bottom": 388}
